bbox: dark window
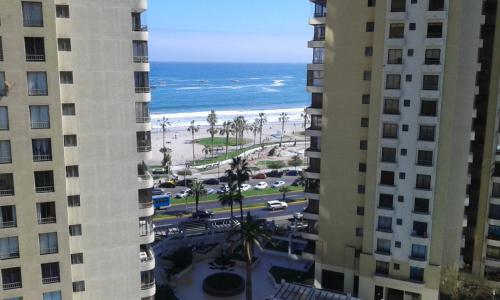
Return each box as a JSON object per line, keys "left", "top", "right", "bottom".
{"left": 34, "top": 171, "right": 54, "bottom": 193}
{"left": 0, "top": 38, "right": 3, "bottom": 61}
{"left": 60, "top": 71, "right": 73, "bottom": 84}
{"left": 417, "top": 150, "right": 433, "bottom": 166}
{"left": 380, "top": 171, "right": 395, "bottom": 186}
{"left": 24, "top": 37, "right": 45, "bottom": 61}
{"left": 64, "top": 135, "right": 77, "bottom": 147}
{"left": 361, "top": 118, "right": 369, "bottom": 128}
{"left": 363, "top": 71, "right": 372, "bottom": 81}
{"left": 368, "top": 0, "right": 376, "bottom": 7}
{"left": 359, "top": 163, "right": 367, "bottom": 172}
{"left": 409, "top": 23, "right": 416, "bottom": 30}
{"left": 358, "top": 185, "right": 365, "bottom": 194}
{"left": 394, "top": 263, "right": 400, "bottom": 270}
{"left": 365, "top": 47, "right": 373, "bottom": 56}
{"left": 489, "top": 204, "right": 500, "bottom": 220}
{"left": 57, "top": 38, "right": 71, "bottom": 51}
{"left": 416, "top": 174, "right": 431, "bottom": 190}
{"left": 425, "top": 49, "right": 440, "bottom": 64}
{"left": 398, "top": 196, "right": 404, "bottom": 202}
{"left": 134, "top": 72, "right": 150, "bottom": 93}
{"left": 420, "top": 100, "right": 437, "bottom": 116}
{"left": 376, "top": 261, "right": 389, "bottom": 275}
{"left": 377, "top": 216, "right": 392, "bottom": 232}
{"left": 71, "top": 253, "right": 83, "bottom": 264}
{"left": 400, "top": 148, "right": 407, "bottom": 156}
{"left": 357, "top": 207, "right": 364, "bottom": 216}
{"left": 414, "top": 198, "right": 429, "bottom": 214}
{"left": 376, "top": 239, "right": 391, "bottom": 254}
{"left": 402, "top": 124, "right": 409, "bottom": 131}
{"left": 381, "top": 147, "right": 396, "bottom": 162}
{"left": 395, "top": 241, "right": 401, "bottom": 248}
{"left": 379, "top": 194, "right": 394, "bottom": 209}
{"left": 411, "top": 244, "right": 427, "bottom": 260}
{"left": 388, "top": 49, "right": 402, "bottom": 64}
{"left": 36, "top": 202, "right": 56, "bottom": 224}
{"left": 408, "top": 49, "right": 414, "bottom": 56}
{"left": 68, "top": 195, "right": 80, "bottom": 207}
{"left": 382, "top": 123, "right": 398, "bottom": 138}
{"left": 391, "top": 0, "right": 406, "bottom": 12}
{"left": 313, "top": 25, "right": 326, "bottom": 40}
{"left": 55, "top": 5, "right": 69, "bottom": 18}
{"left": 62, "top": 104, "right": 76, "bottom": 116}
{"left": 356, "top": 227, "right": 363, "bottom": 236}
{"left": 131, "top": 12, "right": 147, "bottom": 31}
{"left": 41, "top": 262, "right": 60, "bottom": 284}
{"left": 366, "top": 22, "right": 375, "bottom": 32}
{"left": 27, "top": 72, "right": 48, "bottom": 96}
{"left": 360, "top": 140, "right": 368, "bottom": 150}
{"left": 133, "top": 40, "right": 149, "bottom": 63}
{"left": 389, "top": 23, "right": 405, "bottom": 38}
{"left": 396, "top": 219, "right": 403, "bottom": 225}
{"left": 404, "top": 99, "right": 411, "bottom": 107}
{"left": 2, "top": 267, "right": 22, "bottom": 289}
{"left": 399, "top": 172, "right": 406, "bottom": 179}
{"left": 423, "top": 75, "right": 439, "bottom": 90}
{"left": 22, "top": 1, "right": 43, "bottom": 27}
{"left": 418, "top": 125, "right": 435, "bottom": 141}
{"left": 69, "top": 224, "right": 82, "bottom": 236}
{"left": 362, "top": 94, "right": 370, "bottom": 104}
{"left": 386, "top": 74, "right": 401, "bottom": 89}
{"left": 406, "top": 75, "right": 412, "bottom": 82}
{"left": 427, "top": 23, "right": 443, "bottom": 38}
{"left": 429, "top": 0, "right": 445, "bottom": 11}
{"left": 410, "top": 267, "right": 424, "bottom": 282}
{"left": 412, "top": 221, "right": 428, "bottom": 237}
{"left": 66, "top": 165, "right": 79, "bottom": 178}
{"left": 73, "top": 280, "right": 85, "bottom": 292}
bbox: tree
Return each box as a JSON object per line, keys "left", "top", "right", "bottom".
{"left": 257, "top": 113, "right": 267, "bottom": 147}
{"left": 161, "top": 147, "right": 172, "bottom": 173}
{"left": 227, "top": 157, "right": 252, "bottom": 219}
{"left": 158, "top": 117, "right": 171, "bottom": 153}
{"left": 278, "top": 186, "right": 291, "bottom": 201}
{"left": 278, "top": 112, "right": 289, "bottom": 147}
{"left": 288, "top": 155, "right": 303, "bottom": 170}
{"left": 207, "top": 110, "right": 218, "bottom": 161}
{"left": 218, "top": 180, "right": 238, "bottom": 219}
{"left": 441, "top": 267, "right": 495, "bottom": 300}
{"left": 227, "top": 213, "right": 272, "bottom": 300}
{"left": 191, "top": 180, "right": 206, "bottom": 213}
{"left": 251, "top": 119, "right": 259, "bottom": 145}
{"left": 202, "top": 145, "right": 212, "bottom": 160}
{"left": 233, "top": 116, "right": 247, "bottom": 150}
{"left": 219, "top": 121, "right": 233, "bottom": 159}
{"left": 187, "top": 120, "right": 200, "bottom": 164}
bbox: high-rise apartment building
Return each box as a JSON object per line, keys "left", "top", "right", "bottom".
{"left": 0, "top": 1, "right": 154, "bottom": 299}
{"left": 304, "top": 0, "right": 499, "bottom": 299}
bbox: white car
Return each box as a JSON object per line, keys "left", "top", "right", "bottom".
{"left": 271, "top": 181, "right": 286, "bottom": 188}
{"left": 205, "top": 188, "right": 216, "bottom": 195}
{"left": 267, "top": 200, "right": 288, "bottom": 210}
{"left": 254, "top": 182, "right": 268, "bottom": 190}
{"left": 240, "top": 184, "right": 251, "bottom": 192}
{"left": 174, "top": 189, "right": 191, "bottom": 199}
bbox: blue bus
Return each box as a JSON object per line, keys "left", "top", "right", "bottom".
{"left": 153, "top": 194, "right": 171, "bottom": 210}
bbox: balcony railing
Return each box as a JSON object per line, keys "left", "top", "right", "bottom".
{"left": 0, "top": 220, "right": 16, "bottom": 228}
{"left": 3, "top": 281, "right": 21, "bottom": 290}
{"left": 425, "top": 58, "right": 440, "bottom": 65}
{"left": 0, "top": 189, "right": 14, "bottom": 196}
{"left": 26, "top": 54, "right": 45, "bottom": 61}
{"left": 28, "top": 89, "right": 48, "bottom": 96}
{"left": 139, "top": 201, "right": 153, "bottom": 209}
{"left": 409, "top": 255, "right": 427, "bottom": 261}
{"left": 0, "top": 252, "right": 19, "bottom": 260}
{"left": 136, "top": 116, "right": 151, "bottom": 123}
{"left": 305, "top": 167, "right": 320, "bottom": 174}
{"left": 135, "top": 86, "right": 150, "bottom": 93}
{"left": 38, "top": 217, "right": 56, "bottom": 224}
{"left": 137, "top": 145, "right": 152, "bottom": 152}
{"left": 133, "top": 56, "right": 149, "bottom": 63}
{"left": 33, "top": 154, "right": 52, "bottom": 161}
{"left": 411, "top": 231, "right": 428, "bottom": 238}
{"left": 375, "top": 249, "right": 391, "bottom": 256}
{"left": 141, "top": 281, "right": 155, "bottom": 290}
{"left": 24, "top": 19, "right": 43, "bottom": 27}
{"left": 40, "top": 247, "right": 58, "bottom": 255}
{"left": 377, "top": 227, "right": 392, "bottom": 233}
{"left": 133, "top": 24, "right": 148, "bottom": 32}
{"left": 31, "top": 121, "right": 50, "bottom": 129}
{"left": 42, "top": 276, "right": 60, "bottom": 284}
{"left": 36, "top": 186, "right": 54, "bottom": 193}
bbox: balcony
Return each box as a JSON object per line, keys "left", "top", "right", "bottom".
{"left": 31, "top": 121, "right": 50, "bottom": 129}
{"left": 135, "top": 86, "right": 151, "bottom": 93}
{"left": 3, "top": 281, "right": 21, "bottom": 290}
{"left": 0, "top": 174, "right": 14, "bottom": 197}
{"left": 132, "top": 11, "right": 148, "bottom": 32}
{"left": 40, "top": 247, "right": 58, "bottom": 255}
{"left": 377, "top": 227, "right": 393, "bottom": 234}
{"left": 375, "top": 249, "right": 391, "bottom": 256}
{"left": 137, "top": 131, "right": 152, "bottom": 152}
{"left": 28, "top": 89, "right": 48, "bottom": 96}
{"left": 141, "top": 281, "right": 155, "bottom": 290}
{"left": 35, "top": 186, "right": 54, "bottom": 193}
{"left": 411, "top": 231, "right": 428, "bottom": 239}
{"left": 42, "top": 276, "right": 60, "bottom": 284}
{"left": 0, "top": 220, "right": 16, "bottom": 229}
{"left": 136, "top": 115, "right": 151, "bottom": 123}
{"left": 0, "top": 251, "right": 19, "bottom": 260}
{"left": 35, "top": 171, "right": 55, "bottom": 193}
{"left": 26, "top": 54, "right": 45, "bottom": 62}
{"left": 38, "top": 217, "right": 56, "bottom": 224}
{"left": 133, "top": 24, "right": 148, "bottom": 32}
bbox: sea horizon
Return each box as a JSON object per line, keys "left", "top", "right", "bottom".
{"left": 150, "top": 62, "right": 309, "bottom": 127}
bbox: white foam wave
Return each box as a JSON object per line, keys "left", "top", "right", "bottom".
{"left": 176, "top": 87, "right": 203, "bottom": 91}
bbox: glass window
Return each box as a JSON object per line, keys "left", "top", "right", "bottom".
{"left": 425, "top": 49, "right": 441, "bottom": 64}
{"left": 423, "top": 75, "right": 439, "bottom": 90}
{"left": 57, "top": 38, "right": 71, "bottom": 51}
{"left": 0, "top": 72, "right": 6, "bottom": 96}
{"left": 379, "top": 194, "right": 394, "bottom": 209}
{"left": 69, "top": 224, "right": 82, "bottom": 236}
{"left": 391, "top": 0, "right": 406, "bottom": 12}
{"left": 32, "top": 138, "right": 52, "bottom": 161}
{"left": 71, "top": 253, "right": 84, "bottom": 264}
{"left": 22, "top": 1, "right": 43, "bottom": 27}
{"left": 387, "top": 49, "right": 402, "bottom": 64}
{"left": 380, "top": 171, "right": 395, "bottom": 186}
{"left": 490, "top": 204, "right": 500, "bottom": 220}
{"left": 62, "top": 104, "right": 76, "bottom": 116}
{"left": 414, "top": 198, "right": 430, "bottom": 214}
{"left": 39, "top": 232, "right": 58, "bottom": 255}
{"left": 0, "top": 141, "right": 11, "bottom": 164}
{"left": 60, "top": 71, "right": 73, "bottom": 84}
{"left": 416, "top": 174, "right": 431, "bottom": 190}
{"left": 0, "top": 236, "right": 19, "bottom": 260}
{"left": 417, "top": 150, "right": 433, "bottom": 166}
{"left": 382, "top": 123, "right": 398, "bottom": 138}
{"left": 377, "top": 239, "right": 391, "bottom": 253}
{"left": 43, "top": 291, "right": 61, "bottom": 300}
{"left": 1, "top": 267, "right": 22, "bottom": 289}
{"left": 381, "top": 147, "right": 396, "bottom": 162}
{"left": 24, "top": 37, "right": 45, "bottom": 61}
{"left": 64, "top": 135, "right": 77, "bottom": 147}
{"left": 313, "top": 47, "right": 325, "bottom": 64}
{"left": 73, "top": 281, "right": 85, "bottom": 292}
{"left": 384, "top": 98, "right": 400, "bottom": 114}
{"left": 429, "top": 0, "right": 445, "bottom": 11}
{"left": 376, "top": 261, "right": 389, "bottom": 275}
{"left": 134, "top": 72, "right": 150, "bottom": 93}
{"left": 55, "top": 5, "right": 69, "bottom": 18}
{"left": 313, "top": 25, "right": 325, "bottom": 40}
{"left": 133, "top": 40, "right": 148, "bottom": 63}
{"left": 27, "top": 72, "right": 48, "bottom": 96}
{"left": 493, "top": 183, "right": 500, "bottom": 197}
{"left": 135, "top": 102, "right": 150, "bottom": 123}
{"left": 68, "top": 195, "right": 80, "bottom": 207}
{"left": 418, "top": 125, "right": 435, "bottom": 141}
{"left": 0, "top": 37, "right": 3, "bottom": 61}
{"left": 410, "top": 267, "right": 424, "bottom": 282}
{"left": 377, "top": 216, "right": 392, "bottom": 232}
{"left": 66, "top": 166, "right": 79, "bottom": 178}
{"left": 411, "top": 244, "right": 427, "bottom": 259}
{"left": 389, "top": 23, "right": 404, "bottom": 38}
{"left": 385, "top": 74, "right": 401, "bottom": 89}
{"left": 30, "top": 105, "right": 50, "bottom": 129}
{"left": 420, "top": 100, "right": 437, "bottom": 116}
{"left": 41, "top": 262, "right": 60, "bottom": 283}
{"left": 427, "top": 23, "right": 443, "bottom": 38}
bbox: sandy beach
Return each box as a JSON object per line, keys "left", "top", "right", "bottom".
{"left": 148, "top": 121, "right": 307, "bottom": 166}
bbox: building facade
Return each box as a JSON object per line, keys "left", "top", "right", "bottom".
{"left": 304, "top": 0, "right": 499, "bottom": 299}
{"left": 0, "top": 1, "right": 155, "bottom": 299}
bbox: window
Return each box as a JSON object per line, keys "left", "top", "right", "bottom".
{"left": 362, "top": 94, "right": 370, "bottom": 104}
{"left": 490, "top": 204, "right": 500, "bottom": 220}
{"left": 389, "top": 23, "right": 404, "bottom": 38}
{"left": 0, "top": 173, "right": 14, "bottom": 196}
{"left": 73, "top": 281, "right": 85, "bottom": 292}
{"left": 429, "top": 0, "right": 445, "bottom": 11}
{"left": 366, "top": 22, "right": 375, "bottom": 32}
{"left": 394, "top": 264, "right": 400, "bottom": 270}
{"left": 418, "top": 125, "right": 435, "bottom": 141}
{"left": 382, "top": 123, "right": 398, "bottom": 139}
{"left": 131, "top": 11, "right": 147, "bottom": 31}
{"left": 0, "top": 107, "right": 9, "bottom": 130}
{"left": 57, "top": 38, "right": 71, "bottom": 51}
{"left": 427, "top": 23, "right": 443, "bottom": 38}
{"left": 416, "top": 174, "right": 431, "bottom": 190}
{"left": 137, "top": 131, "right": 152, "bottom": 152}
{"left": 39, "top": 232, "right": 58, "bottom": 255}
{"left": 387, "top": 49, "right": 402, "bottom": 64}
{"left": 377, "top": 239, "right": 391, "bottom": 254}
{"left": 0, "top": 73, "right": 5, "bottom": 96}
{"left": 0, "top": 37, "right": 3, "bottom": 61}
{"left": 404, "top": 99, "right": 411, "bottom": 107}
{"left": 133, "top": 40, "right": 149, "bottom": 63}
{"left": 313, "top": 25, "right": 325, "bottom": 40}
{"left": 423, "top": 75, "right": 439, "bottom": 90}
{"left": 66, "top": 165, "right": 79, "bottom": 178}
{"left": 414, "top": 198, "right": 429, "bottom": 214}
{"left": 308, "top": 70, "right": 324, "bottom": 87}
{"left": 409, "top": 23, "right": 416, "bottom": 30}
{"left": 135, "top": 102, "right": 150, "bottom": 123}
{"left": 425, "top": 49, "right": 440, "bottom": 64}
{"left": 134, "top": 72, "right": 150, "bottom": 93}
{"left": 2, "top": 267, "right": 22, "bottom": 290}
{"left": 385, "top": 74, "right": 401, "bottom": 89}
{"left": 64, "top": 135, "right": 77, "bottom": 147}
{"left": 313, "top": 2, "right": 327, "bottom": 17}
{"left": 396, "top": 218, "right": 403, "bottom": 225}
{"left": 43, "top": 291, "right": 61, "bottom": 300}
{"left": 357, "top": 185, "right": 365, "bottom": 194}
{"left": 27, "top": 72, "right": 48, "bottom": 96}
{"left": 411, "top": 244, "right": 427, "bottom": 260}
{"left": 368, "top": 0, "right": 376, "bottom": 7}
{"left": 24, "top": 37, "right": 45, "bottom": 61}
{"left": 408, "top": 49, "right": 414, "bottom": 56}
{"left": 379, "top": 194, "right": 394, "bottom": 209}
{"left": 0, "top": 237, "right": 19, "bottom": 260}
{"left": 361, "top": 118, "right": 369, "bottom": 128}
{"left": 406, "top": 75, "right": 412, "bottom": 82}
{"left": 381, "top": 147, "right": 396, "bottom": 162}
{"left": 420, "top": 100, "right": 437, "bottom": 116}
{"left": 410, "top": 267, "right": 424, "bottom": 282}
{"left": 391, "top": 0, "right": 406, "bottom": 12}
{"left": 68, "top": 195, "right": 80, "bottom": 207}
{"left": 30, "top": 105, "right": 50, "bottom": 129}
{"left": 493, "top": 183, "right": 500, "bottom": 198}
{"left": 376, "top": 261, "right": 389, "bottom": 275}
{"left": 71, "top": 253, "right": 84, "bottom": 264}
{"left": 0, "top": 206, "right": 16, "bottom": 229}
{"left": 398, "top": 195, "right": 404, "bottom": 202}
{"left": 360, "top": 140, "right": 367, "bottom": 150}
{"left": 355, "top": 227, "right": 363, "bottom": 237}
{"left": 37, "top": 202, "right": 56, "bottom": 224}
{"left": 402, "top": 124, "right": 409, "bottom": 131}
{"left": 55, "top": 5, "right": 69, "bottom": 18}
{"left": 0, "top": 141, "right": 11, "bottom": 164}
{"left": 32, "top": 138, "right": 52, "bottom": 161}
{"left": 486, "top": 246, "right": 500, "bottom": 259}
{"left": 22, "top": 1, "right": 43, "bottom": 27}
{"left": 383, "top": 98, "right": 399, "bottom": 114}
{"left": 395, "top": 241, "right": 401, "bottom": 248}
{"left": 62, "top": 103, "right": 76, "bottom": 116}
{"left": 69, "top": 224, "right": 82, "bottom": 236}
{"left": 41, "top": 262, "right": 60, "bottom": 284}
{"left": 380, "top": 171, "right": 395, "bottom": 186}
{"left": 359, "top": 163, "right": 367, "bottom": 172}
{"left": 357, "top": 207, "right": 364, "bottom": 216}
{"left": 140, "top": 270, "right": 154, "bottom": 290}
{"left": 60, "top": 71, "right": 73, "bottom": 84}
{"left": 412, "top": 221, "right": 428, "bottom": 238}
{"left": 365, "top": 47, "right": 373, "bottom": 56}
{"left": 417, "top": 150, "right": 433, "bottom": 166}
{"left": 400, "top": 148, "right": 407, "bottom": 156}
{"left": 34, "top": 171, "right": 54, "bottom": 193}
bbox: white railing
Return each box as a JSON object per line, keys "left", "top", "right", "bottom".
{"left": 28, "top": 89, "right": 48, "bottom": 96}
{"left": 137, "top": 145, "right": 152, "bottom": 152}
{"left": 40, "top": 247, "right": 58, "bottom": 255}
{"left": 3, "top": 281, "right": 21, "bottom": 290}
{"left": 31, "top": 121, "right": 50, "bottom": 129}
{"left": 42, "top": 276, "right": 60, "bottom": 284}
{"left": 135, "top": 86, "right": 150, "bottom": 93}
{"left": 136, "top": 116, "right": 151, "bottom": 123}
{"left": 133, "top": 56, "right": 149, "bottom": 63}
{"left": 0, "top": 189, "right": 14, "bottom": 196}
{"left": 139, "top": 201, "right": 153, "bottom": 209}
{"left": 0, "top": 251, "right": 19, "bottom": 260}
{"left": 140, "top": 254, "right": 153, "bottom": 263}
{"left": 141, "top": 281, "right": 155, "bottom": 290}
{"left": 33, "top": 154, "right": 52, "bottom": 161}
{"left": 133, "top": 24, "right": 148, "bottom": 32}
{"left": 26, "top": 54, "right": 45, "bottom": 61}
{"left": 38, "top": 217, "right": 56, "bottom": 224}
{"left": 36, "top": 186, "right": 54, "bottom": 193}
{"left": 0, "top": 220, "right": 16, "bottom": 228}
{"left": 0, "top": 156, "right": 11, "bottom": 164}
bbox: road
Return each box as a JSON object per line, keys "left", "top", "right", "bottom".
{"left": 154, "top": 191, "right": 306, "bottom": 226}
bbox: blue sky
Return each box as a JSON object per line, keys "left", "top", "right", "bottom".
{"left": 148, "top": 0, "right": 312, "bottom": 63}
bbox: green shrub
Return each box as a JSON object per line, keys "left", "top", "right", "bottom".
{"left": 176, "top": 169, "right": 192, "bottom": 176}
{"left": 267, "top": 161, "right": 286, "bottom": 169}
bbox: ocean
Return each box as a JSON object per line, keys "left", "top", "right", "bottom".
{"left": 149, "top": 62, "right": 309, "bottom": 127}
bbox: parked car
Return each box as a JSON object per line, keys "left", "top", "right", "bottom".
{"left": 266, "top": 200, "right": 288, "bottom": 210}
{"left": 176, "top": 179, "right": 193, "bottom": 187}
{"left": 291, "top": 178, "right": 304, "bottom": 187}
{"left": 158, "top": 180, "right": 176, "bottom": 188}
{"left": 152, "top": 188, "right": 164, "bottom": 196}
{"left": 191, "top": 210, "right": 214, "bottom": 219}
{"left": 266, "top": 170, "right": 283, "bottom": 178}
{"left": 285, "top": 170, "right": 299, "bottom": 176}
{"left": 254, "top": 182, "right": 268, "bottom": 190}
{"left": 239, "top": 184, "right": 251, "bottom": 192}
{"left": 203, "top": 178, "right": 220, "bottom": 185}
{"left": 219, "top": 176, "right": 229, "bottom": 183}
{"left": 174, "top": 189, "right": 191, "bottom": 199}
{"left": 253, "top": 173, "right": 267, "bottom": 179}
{"left": 152, "top": 168, "right": 167, "bottom": 175}
{"left": 271, "top": 181, "right": 286, "bottom": 188}
{"left": 217, "top": 184, "right": 230, "bottom": 194}
{"left": 205, "top": 188, "right": 216, "bottom": 195}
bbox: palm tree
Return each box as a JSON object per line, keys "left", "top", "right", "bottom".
{"left": 219, "top": 121, "right": 233, "bottom": 158}
{"left": 251, "top": 119, "right": 259, "bottom": 145}
{"left": 202, "top": 145, "right": 211, "bottom": 160}
{"left": 278, "top": 186, "right": 291, "bottom": 201}
{"left": 218, "top": 179, "right": 238, "bottom": 219}
{"left": 278, "top": 112, "right": 289, "bottom": 147}
{"left": 257, "top": 113, "right": 267, "bottom": 147}
{"left": 207, "top": 110, "right": 218, "bottom": 161}
{"left": 227, "top": 157, "right": 251, "bottom": 219}
{"left": 191, "top": 180, "right": 206, "bottom": 213}
{"left": 161, "top": 147, "right": 172, "bottom": 173}
{"left": 158, "top": 117, "right": 171, "bottom": 153}
{"left": 227, "top": 213, "right": 272, "bottom": 300}
{"left": 187, "top": 120, "right": 200, "bottom": 164}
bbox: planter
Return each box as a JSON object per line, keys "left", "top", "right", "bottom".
{"left": 202, "top": 272, "right": 245, "bottom": 297}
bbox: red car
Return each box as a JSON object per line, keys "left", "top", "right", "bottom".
{"left": 253, "top": 173, "right": 267, "bottom": 179}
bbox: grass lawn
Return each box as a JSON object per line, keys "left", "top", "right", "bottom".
{"left": 192, "top": 144, "right": 261, "bottom": 166}
{"left": 196, "top": 137, "right": 250, "bottom": 147}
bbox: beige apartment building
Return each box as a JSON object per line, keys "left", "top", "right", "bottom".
{"left": 304, "top": 0, "right": 500, "bottom": 299}
{"left": 0, "top": 1, "right": 155, "bottom": 299}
